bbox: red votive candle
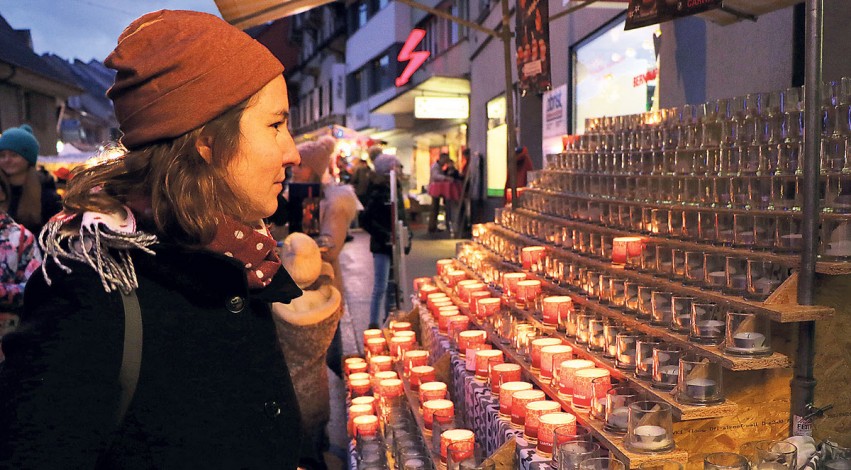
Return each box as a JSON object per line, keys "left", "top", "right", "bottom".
{"left": 521, "top": 246, "right": 546, "bottom": 270}
{"left": 498, "top": 381, "right": 533, "bottom": 417}
{"left": 390, "top": 336, "right": 414, "bottom": 360}
{"left": 540, "top": 345, "right": 573, "bottom": 383}
{"left": 572, "top": 368, "right": 610, "bottom": 409}
{"left": 517, "top": 279, "right": 542, "bottom": 307}
{"left": 371, "top": 370, "right": 398, "bottom": 395}
{"left": 419, "top": 284, "right": 439, "bottom": 301}
{"left": 423, "top": 399, "right": 454, "bottom": 431}
{"left": 352, "top": 414, "right": 379, "bottom": 438}
{"left": 476, "top": 297, "right": 501, "bottom": 319}
{"left": 474, "top": 349, "right": 504, "bottom": 381}
{"left": 413, "top": 277, "right": 433, "bottom": 293}
{"left": 419, "top": 381, "right": 448, "bottom": 403}
{"left": 436, "top": 259, "right": 455, "bottom": 276}
{"left": 557, "top": 359, "right": 595, "bottom": 398}
{"left": 489, "top": 363, "right": 522, "bottom": 394}
{"left": 369, "top": 355, "right": 393, "bottom": 374}
{"left": 437, "top": 307, "right": 460, "bottom": 333}
{"left": 410, "top": 365, "right": 436, "bottom": 391}
{"left": 456, "top": 279, "right": 479, "bottom": 298}
{"left": 349, "top": 378, "right": 372, "bottom": 398}
{"left": 457, "top": 330, "right": 487, "bottom": 356}
{"left": 524, "top": 400, "right": 561, "bottom": 443}
{"left": 612, "top": 236, "right": 643, "bottom": 265}
{"left": 542, "top": 296, "right": 573, "bottom": 327}
{"left": 447, "top": 315, "right": 471, "bottom": 341}
{"left": 347, "top": 404, "right": 374, "bottom": 436}
{"left": 537, "top": 412, "right": 577, "bottom": 457}
{"left": 365, "top": 337, "right": 387, "bottom": 356}
{"left": 363, "top": 329, "right": 383, "bottom": 347}
{"left": 469, "top": 291, "right": 491, "bottom": 316}
{"left": 439, "top": 429, "right": 474, "bottom": 464}
{"left": 510, "top": 389, "right": 546, "bottom": 428}
{"left": 403, "top": 350, "right": 429, "bottom": 375}
{"left": 351, "top": 395, "right": 376, "bottom": 414}
{"left": 344, "top": 357, "right": 367, "bottom": 376}
{"left": 502, "top": 272, "right": 527, "bottom": 298}
{"left": 390, "top": 321, "right": 412, "bottom": 333}
{"left": 530, "top": 337, "right": 562, "bottom": 371}
{"left": 379, "top": 378, "right": 404, "bottom": 399}
{"left": 465, "top": 344, "right": 492, "bottom": 372}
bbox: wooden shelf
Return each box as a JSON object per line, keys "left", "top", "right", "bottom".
{"left": 520, "top": 187, "right": 851, "bottom": 276}
{"left": 432, "top": 278, "right": 739, "bottom": 420}
{"left": 488, "top": 223, "right": 834, "bottom": 323}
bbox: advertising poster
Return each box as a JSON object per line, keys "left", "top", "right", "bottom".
{"left": 542, "top": 84, "right": 567, "bottom": 156}
{"left": 516, "top": 0, "right": 552, "bottom": 95}
{"left": 625, "top": 0, "right": 721, "bottom": 30}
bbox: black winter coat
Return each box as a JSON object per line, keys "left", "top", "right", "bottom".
{"left": 0, "top": 244, "right": 304, "bottom": 469}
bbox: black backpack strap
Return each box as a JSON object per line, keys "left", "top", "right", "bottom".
{"left": 116, "top": 290, "right": 143, "bottom": 426}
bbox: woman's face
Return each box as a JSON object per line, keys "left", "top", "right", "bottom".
{"left": 0, "top": 150, "right": 30, "bottom": 179}
{"left": 225, "top": 75, "right": 300, "bottom": 222}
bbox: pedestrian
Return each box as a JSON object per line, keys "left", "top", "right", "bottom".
{"left": 0, "top": 10, "right": 323, "bottom": 468}
{"left": 0, "top": 124, "right": 62, "bottom": 234}
{"left": 273, "top": 232, "right": 343, "bottom": 470}
{"left": 505, "top": 145, "right": 535, "bottom": 204}
{"left": 428, "top": 152, "right": 452, "bottom": 233}
{"left": 363, "top": 154, "right": 410, "bottom": 329}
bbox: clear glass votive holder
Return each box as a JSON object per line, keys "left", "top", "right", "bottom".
{"left": 733, "top": 213, "right": 756, "bottom": 248}
{"left": 656, "top": 245, "right": 674, "bottom": 277}
{"left": 598, "top": 274, "right": 613, "bottom": 304}
{"left": 670, "top": 296, "right": 694, "bottom": 333}
{"left": 689, "top": 302, "right": 725, "bottom": 345}
{"left": 641, "top": 242, "right": 658, "bottom": 273}
{"left": 578, "top": 457, "right": 626, "bottom": 470}
{"left": 746, "top": 259, "right": 788, "bottom": 301}
{"left": 584, "top": 271, "right": 600, "bottom": 299}
{"left": 610, "top": 278, "right": 627, "bottom": 309}
{"left": 724, "top": 312, "right": 772, "bottom": 357}
{"left": 716, "top": 212, "right": 735, "bottom": 246}
{"left": 637, "top": 285, "right": 656, "bottom": 320}
{"left": 575, "top": 313, "right": 593, "bottom": 345}
{"left": 698, "top": 211, "right": 717, "bottom": 243}
{"left": 635, "top": 338, "right": 661, "bottom": 379}
{"left": 624, "top": 281, "right": 640, "bottom": 314}
{"left": 753, "top": 440, "right": 798, "bottom": 469}
{"left": 775, "top": 215, "right": 803, "bottom": 252}
{"left": 675, "top": 356, "right": 724, "bottom": 405}
{"left": 753, "top": 215, "right": 777, "bottom": 250}
{"left": 603, "top": 324, "right": 623, "bottom": 359}
{"left": 671, "top": 249, "right": 686, "bottom": 280}
{"left": 725, "top": 256, "right": 749, "bottom": 296}
{"left": 604, "top": 386, "right": 638, "bottom": 434}
{"left": 682, "top": 210, "right": 700, "bottom": 240}
{"left": 651, "top": 291, "right": 674, "bottom": 326}
{"left": 637, "top": 460, "right": 684, "bottom": 470}
{"left": 703, "top": 253, "right": 727, "bottom": 290}
{"left": 588, "top": 318, "right": 607, "bottom": 353}
{"left": 556, "top": 439, "right": 599, "bottom": 470}
{"left": 820, "top": 218, "right": 851, "bottom": 260}
{"left": 683, "top": 251, "right": 705, "bottom": 285}
{"left": 624, "top": 401, "right": 675, "bottom": 453}
{"left": 823, "top": 440, "right": 851, "bottom": 470}
{"left": 704, "top": 452, "right": 749, "bottom": 470}
{"left": 615, "top": 333, "right": 639, "bottom": 370}
{"left": 651, "top": 346, "right": 682, "bottom": 391}
{"left": 553, "top": 425, "right": 592, "bottom": 468}
{"left": 589, "top": 375, "right": 613, "bottom": 420}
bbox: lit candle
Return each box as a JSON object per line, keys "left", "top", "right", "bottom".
{"left": 732, "top": 332, "right": 767, "bottom": 349}
{"left": 524, "top": 400, "right": 561, "bottom": 443}
{"left": 419, "top": 381, "right": 448, "bottom": 403}
{"left": 685, "top": 377, "right": 717, "bottom": 400}
{"left": 498, "top": 381, "right": 533, "bottom": 418}
{"left": 530, "top": 337, "right": 562, "bottom": 371}
{"left": 352, "top": 414, "right": 380, "bottom": 438}
{"left": 439, "top": 429, "right": 475, "bottom": 465}
{"left": 423, "top": 399, "right": 454, "bottom": 431}
{"left": 490, "top": 363, "right": 522, "bottom": 394}
{"left": 542, "top": 296, "right": 572, "bottom": 327}
{"left": 537, "top": 412, "right": 577, "bottom": 457}
{"left": 474, "top": 350, "right": 503, "bottom": 381}
{"left": 540, "top": 345, "right": 573, "bottom": 382}
{"left": 612, "top": 237, "right": 643, "bottom": 265}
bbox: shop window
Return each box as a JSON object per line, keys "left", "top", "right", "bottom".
{"left": 571, "top": 14, "right": 660, "bottom": 133}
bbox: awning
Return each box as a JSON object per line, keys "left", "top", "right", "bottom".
{"left": 294, "top": 124, "right": 373, "bottom": 145}
{"left": 214, "top": 0, "right": 338, "bottom": 29}
{"left": 372, "top": 76, "right": 470, "bottom": 115}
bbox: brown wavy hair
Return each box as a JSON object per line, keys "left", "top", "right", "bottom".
{"left": 62, "top": 97, "right": 254, "bottom": 246}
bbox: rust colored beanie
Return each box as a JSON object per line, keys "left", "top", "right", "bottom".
{"left": 105, "top": 10, "right": 284, "bottom": 149}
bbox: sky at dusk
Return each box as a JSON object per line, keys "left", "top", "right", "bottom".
{"left": 0, "top": 0, "right": 221, "bottom": 63}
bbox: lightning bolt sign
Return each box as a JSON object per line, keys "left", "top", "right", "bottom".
{"left": 395, "top": 29, "right": 430, "bottom": 87}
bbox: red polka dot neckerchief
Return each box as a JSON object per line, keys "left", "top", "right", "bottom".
{"left": 205, "top": 218, "right": 281, "bottom": 290}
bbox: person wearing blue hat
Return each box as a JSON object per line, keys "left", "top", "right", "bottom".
{"left": 0, "top": 125, "right": 61, "bottom": 234}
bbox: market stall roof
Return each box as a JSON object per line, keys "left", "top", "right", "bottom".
{"left": 214, "top": 0, "right": 338, "bottom": 29}
{"left": 294, "top": 124, "right": 373, "bottom": 146}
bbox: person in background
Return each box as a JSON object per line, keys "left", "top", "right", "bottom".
{"left": 0, "top": 125, "right": 62, "bottom": 235}
{"left": 0, "top": 173, "right": 43, "bottom": 362}
{"left": 363, "top": 154, "right": 410, "bottom": 329}
{"left": 505, "top": 145, "right": 535, "bottom": 204}
{"left": 427, "top": 152, "right": 452, "bottom": 233}
{"left": 0, "top": 10, "right": 322, "bottom": 468}
{"left": 351, "top": 145, "right": 380, "bottom": 208}
{"left": 273, "top": 232, "right": 342, "bottom": 470}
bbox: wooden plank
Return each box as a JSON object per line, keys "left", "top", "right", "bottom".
{"left": 489, "top": 223, "right": 834, "bottom": 322}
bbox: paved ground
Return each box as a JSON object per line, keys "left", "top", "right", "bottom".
{"left": 324, "top": 224, "right": 459, "bottom": 468}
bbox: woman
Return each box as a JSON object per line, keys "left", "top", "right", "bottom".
{"left": 0, "top": 10, "right": 320, "bottom": 468}
{"left": 363, "top": 154, "right": 410, "bottom": 329}
{"left": 0, "top": 124, "right": 62, "bottom": 235}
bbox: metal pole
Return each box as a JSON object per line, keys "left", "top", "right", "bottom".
{"left": 792, "top": 0, "right": 822, "bottom": 437}
{"left": 501, "top": 0, "right": 518, "bottom": 202}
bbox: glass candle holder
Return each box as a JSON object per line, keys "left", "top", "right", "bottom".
{"left": 671, "top": 249, "right": 686, "bottom": 280}
{"left": 598, "top": 274, "right": 613, "bottom": 304}
{"left": 530, "top": 337, "right": 563, "bottom": 371}
{"left": 557, "top": 359, "right": 595, "bottom": 399}
{"left": 584, "top": 271, "right": 600, "bottom": 299}
{"left": 521, "top": 246, "right": 546, "bottom": 270}
{"left": 651, "top": 209, "right": 669, "bottom": 236}
{"left": 681, "top": 252, "right": 703, "bottom": 287}
{"left": 650, "top": 291, "right": 674, "bottom": 326}
{"left": 543, "top": 296, "right": 573, "bottom": 327}
{"left": 624, "top": 401, "right": 675, "bottom": 453}
{"left": 573, "top": 368, "right": 610, "bottom": 409}
{"left": 823, "top": 441, "right": 851, "bottom": 470}
{"left": 716, "top": 212, "right": 735, "bottom": 246}
{"left": 637, "top": 285, "right": 656, "bottom": 320}
{"left": 676, "top": 356, "right": 724, "bottom": 405}
{"left": 704, "top": 453, "right": 749, "bottom": 470}
{"left": 419, "top": 381, "right": 448, "bottom": 404}
{"left": 578, "top": 457, "right": 626, "bottom": 470}
{"left": 348, "top": 404, "right": 376, "bottom": 436}
{"left": 553, "top": 425, "right": 592, "bottom": 468}
{"left": 610, "top": 278, "right": 627, "bottom": 309}
{"left": 775, "top": 215, "right": 803, "bottom": 252}
{"left": 641, "top": 242, "right": 658, "bottom": 273}
{"left": 539, "top": 413, "right": 580, "bottom": 459}
{"left": 498, "top": 381, "right": 532, "bottom": 418}
{"left": 704, "top": 253, "right": 727, "bottom": 290}
{"left": 510, "top": 389, "right": 546, "bottom": 429}
{"left": 690, "top": 302, "right": 725, "bottom": 345}
{"left": 489, "top": 363, "right": 522, "bottom": 394}
{"left": 604, "top": 386, "right": 639, "bottom": 434}
{"left": 753, "top": 215, "right": 777, "bottom": 250}
{"left": 575, "top": 313, "right": 593, "bottom": 345}
{"left": 725, "top": 256, "right": 749, "bottom": 296}
{"left": 410, "top": 365, "right": 436, "bottom": 391}
{"left": 423, "top": 399, "right": 455, "bottom": 432}
{"left": 635, "top": 338, "right": 661, "bottom": 380}
{"left": 589, "top": 376, "right": 613, "bottom": 421}
{"left": 346, "top": 359, "right": 368, "bottom": 377}
{"left": 557, "top": 438, "right": 599, "bottom": 470}
{"left": 670, "top": 296, "right": 694, "bottom": 333}
{"left": 476, "top": 297, "right": 501, "bottom": 320}
{"left": 613, "top": 236, "right": 643, "bottom": 265}
{"left": 724, "top": 312, "right": 772, "bottom": 357}
{"left": 754, "top": 440, "right": 798, "bottom": 469}
{"left": 651, "top": 346, "right": 682, "bottom": 391}
{"left": 698, "top": 211, "right": 717, "bottom": 243}
{"left": 517, "top": 279, "right": 543, "bottom": 311}
{"left": 746, "top": 260, "right": 788, "bottom": 301}
{"left": 502, "top": 272, "right": 527, "bottom": 299}
{"left": 541, "top": 345, "right": 574, "bottom": 384}
{"left": 587, "top": 318, "right": 607, "bottom": 353}
{"left": 603, "top": 324, "right": 623, "bottom": 359}
{"left": 733, "top": 213, "right": 756, "bottom": 247}
{"left": 524, "top": 400, "right": 561, "bottom": 443}
{"left": 655, "top": 245, "right": 674, "bottom": 277}
{"left": 624, "top": 281, "right": 640, "bottom": 314}
{"left": 440, "top": 429, "right": 475, "bottom": 467}
{"left": 457, "top": 331, "right": 487, "bottom": 358}
{"left": 446, "top": 440, "right": 477, "bottom": 470}
{"left": 474, "top": 350, "right": 503, "bottom": 382}
{"left": 637, "top": 460, "right": 684, "bottom": 470}
{"left": 615, "top": 333, "right": 639, "bottom": 370}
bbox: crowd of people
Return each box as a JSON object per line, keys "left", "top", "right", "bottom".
{"left": 0, "top": 9, "right": 533, "bottom": 469}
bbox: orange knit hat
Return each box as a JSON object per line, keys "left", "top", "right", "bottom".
{"left": 105, "top": 10, "right": 284, "bottom": 149}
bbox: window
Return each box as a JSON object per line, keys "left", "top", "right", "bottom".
{"left": 419, "top": 0, "right": 470, "bottom": 59}
{"left": 358, "top": 2, "right": 368, "bottom": 27}
{"left": 370, "top": 55, "right": 394, "bottom": 94}
{"left": 348, "top": 69, "right": 364, "bottom": 106}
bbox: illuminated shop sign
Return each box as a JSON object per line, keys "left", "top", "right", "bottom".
{"left": 396, "top": 29, "right": 430, "bottom": 87}
{"left": 414, "top": 96, "right": 469, "bottom": 119}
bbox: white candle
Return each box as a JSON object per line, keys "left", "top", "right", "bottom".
{"left": 631, "top": 424, "right": 673, "bottom": 450}
{"left": 697, "top": 320, "right": 725, "bottom": 336}
{"left": 685, "top": 378, "right": 717, "bottom": 400}
{"left": 606, "top": 406, "right": 629, "bottom": 430}
{"left": 752, "top": 277, "right": 781, "bottom": 294}
{"left": 659, "top": 365, "right": 679, "bottom": 384}
{"left": 732, "top": 332, "right": 767, "bottom": 349}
